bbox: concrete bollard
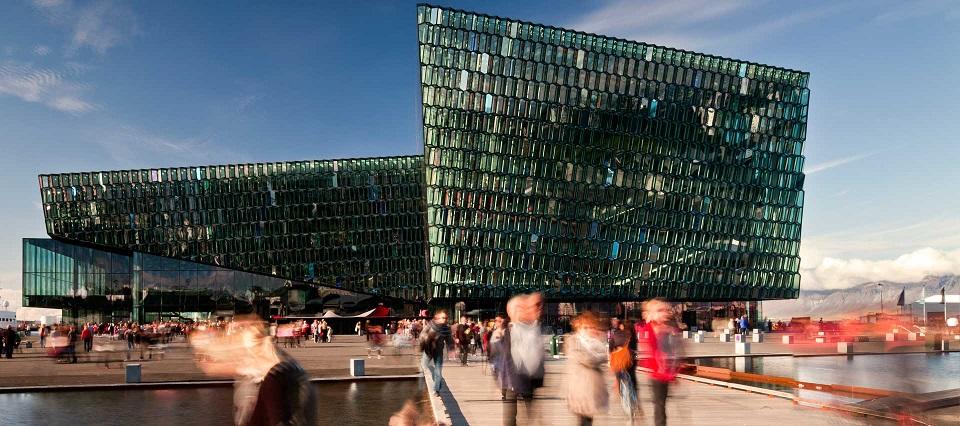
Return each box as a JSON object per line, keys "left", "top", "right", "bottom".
{"left": 735, "top": 342, "right": 751, "bottom": 354}
{"left": 781, "top": 335, "right": 794, "bottom": 344}
{"left": 693, "top": 334, "right": 705, "bottom": 343}
{"left": 885, "top": 333, "right": 900, "bottom": 342}
{"left": 735, "top": 334, "right": 747, "bottom": 343}
{"left": 907, "top": 333, "right": 918, "bottom": 341}
{"left": 697, "top": 330, "right": 705, "bottom": 336}
{"left": 817, "top": 331, "right": 825, "bottom": 336}
{"left": 815, "top": 337, "right": 826, "bottom": 343}
{"left": 719, "top": 333, "right": 731, "bottom": 343}
{"left": 350, "top": 358, "right": 365, "bottom": 377}
{"left": 682, "top": 331, "right": 691, "bottom": 339}
{"left": 752, "top": 333, "right": 763, "bottom": 343}
{"left": 837, "top": 342, "right": 854, "bottom": 354}
{"left": 125, "top": 363, "right": 141, "bottom": 383}
{"left": 753, "top": 329, "right": 760, "bottom": 335}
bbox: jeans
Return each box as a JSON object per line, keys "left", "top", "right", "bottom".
{"left": 651, "top": 379, "right": 669, "bottom": 426}
{"left": 422, "top": 352, "right": 444, "bottom": 393}
{"left": 459, "top": 345, "right": 469, "bottom": 365}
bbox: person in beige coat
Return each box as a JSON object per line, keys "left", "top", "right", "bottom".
{"left": 564, "top": 311, "right": 609, "bottom": 426}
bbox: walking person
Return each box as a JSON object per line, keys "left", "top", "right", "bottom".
{"left": 610, "top": 319, "right": 641, "bottom": 421}
{"left": 453, "top": 316, "right": 470, "bottom": 366}
{"left": 67, "top": 325, "right": 79, "bottom": 363}
{"left": 564, "top": 311, "right": 608, "bottom": 426}
{"left": 355, "top": 321, "right": 362, "bottom": 336}
{"left": 190, "top": 317, "right": 317, "bottom": 425}
{"left": 3, "top": 325, "right": 16, "bottom": 359}
{"left": 496, "top": 293, "right": 546, "bottom": 426}
{"left": 739, "top": 315, "right": 749, "bottom": 336}
{"left": 418, "top": 310, "right": 453, "bottom": 397}
{"left": 641, "top": 299, "right": 681, "bottom": 426}
{"left": 39, "top": 325, "right": 47, "bottom": 349}
{"left": 81, "top": 323, "right": 93, "bottom": 352}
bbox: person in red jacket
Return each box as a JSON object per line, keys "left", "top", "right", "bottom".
{"left": 641, "top": 299, "right": 681, "bottom": 426}
{"left": 81, "top": 323, "right": 93, "bottom": 352}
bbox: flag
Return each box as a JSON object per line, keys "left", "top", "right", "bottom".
{"left": 896, "top": 288, "right": 905, "bottom": 307}
{"left": 942, "top": 287, "right": 947, "bottom": 305}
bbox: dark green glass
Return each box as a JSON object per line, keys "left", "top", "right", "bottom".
{"left": 417, "top": 5, "right": 808, "bottom": 301}
{"left": 37, "top": 156, "right": 427, "bottom": 300}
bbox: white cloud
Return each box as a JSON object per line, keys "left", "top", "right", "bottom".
{"left": 32, "top": 0, "right": 139, "bottom": 55}
{"left": 804, "top": 151, "right": 878, "bottom": 174}
{"left": 49, "top": 95, "right": 95, "bottom": 113}
{"left": 801, "top": 247, "right": 960, "bottom": 290}
{"left": 800, "top": 216, "right": 960, "bottom": 289}
{"left": 570, "top": 0, "right": 842, "bottom": 51}
{"left": 33, "top": 45, "right": 51, "bottom": 56}
{"left": 0, "top": 60, "right": 97, "bottom": 114}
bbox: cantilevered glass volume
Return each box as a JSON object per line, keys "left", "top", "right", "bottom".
{"left": 417, "top": 5, "right": 808, "bottom": 301}
{"left": 37, "top": 156, "right": 427, "bottom": 300}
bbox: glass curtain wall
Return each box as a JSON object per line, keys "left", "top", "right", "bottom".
{"left": 37, "top": 156, "right": 427, "bottom": 299}
{"left": 417, "top": 5, "right": 808, "bottom": 301}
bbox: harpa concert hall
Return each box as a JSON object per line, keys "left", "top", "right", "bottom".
{"left": 23, "top": 5, "right": 809, "bottom": 326}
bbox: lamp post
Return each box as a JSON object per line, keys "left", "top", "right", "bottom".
{"left": 878, "top": 283, "right": 883, "bottom": 318}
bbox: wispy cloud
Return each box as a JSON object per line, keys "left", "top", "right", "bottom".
{"left": 0, "top": 60, "right": 97, "bottom": 114}
{"left": 571, "top": 0, "right": 845, "bottom": 51}
{"left": 873, "top": 0, "right": 960, "bottom": 24}
{"left": 31, "top": 0, "right": 139, "bottom": 55}
{"left": 804, "top": 151, "right": 877, "bottom": 174}
{"left": 33, "top": 45, "right": 51, "bottom": 56}
{"left": 93, "top": 124, "right": 221, "bottom": 166}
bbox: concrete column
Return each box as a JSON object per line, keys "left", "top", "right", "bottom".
{"left": 735, "top": 342, "right": 750, "bottom": 354}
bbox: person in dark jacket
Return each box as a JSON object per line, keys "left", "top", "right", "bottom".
{"left": 191, "top": 317, "right": 317, "bottom": 426}
{"left": 418, "top": 310, "right": 453, "bottom": 396}
{"left": 3, "top": 326, "right": 17, "bottom": 359}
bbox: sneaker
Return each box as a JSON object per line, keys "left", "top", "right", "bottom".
{"left": 434, "top": 392, "right": 440, "bottom": 397}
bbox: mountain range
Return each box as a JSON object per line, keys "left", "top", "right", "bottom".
{"left": 762, "top": 275, "right": 960, "bottom": 320}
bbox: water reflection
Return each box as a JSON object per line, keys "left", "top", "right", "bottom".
{"left": 695, "top": 352, "right": 960, "bottom": 396}
{"left": 0, "top": 380, "right": 423, "bottom": 426}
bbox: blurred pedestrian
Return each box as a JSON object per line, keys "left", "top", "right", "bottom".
{"left": 488, "top": 314, "right": 509, "bottom": 400}
{"left": 641, "top": 299, "right": 681, "bottom": 426}
{"left": 418, "top": 310, "right": 453, "bottom": 397}
{"left": 191, "top": 317, "right": 317, "bottom": 426}
{"left": 739, "top": 315, "right": 749, "bottom": 335}
{"left": 564, "top": 311, "right": 608, "bottom": 426}
{"left": 498, "top": 293, "right": 545, "bottom": 426}
{"left": 453, "top": 316, "right": 470, "bottom": 366}
{"left": 3, "top": 325, "right": 16, "bottom": 359}
{"left": 610, "top": 318, "right": 640, "bottom": 420}
{"left": 368, "top": 324, "right": 385, "bottom": 359}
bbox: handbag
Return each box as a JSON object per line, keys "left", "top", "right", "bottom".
{"left": 609, "top": 346, "right": 633, "bottom": 372}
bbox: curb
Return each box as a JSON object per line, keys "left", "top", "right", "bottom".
{"left": 0, "top": 374, "right": 422, "bottom": 394}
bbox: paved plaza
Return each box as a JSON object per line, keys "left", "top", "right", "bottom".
{"left": 0, "top": 334, "right": 419, "bottom": 388}
{"left": 426, "top": 358, "right": 883, "bottom": 426}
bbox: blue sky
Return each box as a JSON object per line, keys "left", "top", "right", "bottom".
{"left": 1, "top": 0, "right": 959, "bottom": 305}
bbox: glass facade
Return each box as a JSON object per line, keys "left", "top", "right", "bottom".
{"left": 26, "top": 6, "right": 809, "bottom": 315}
{"left": 23, "top": 238, "right": 366, "bottom": 323}
{"left": 37, "top": 156, "right": 427, "bottom": 299}
{"left": 417, "top": 5, "right": 807, "bottom": 301}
